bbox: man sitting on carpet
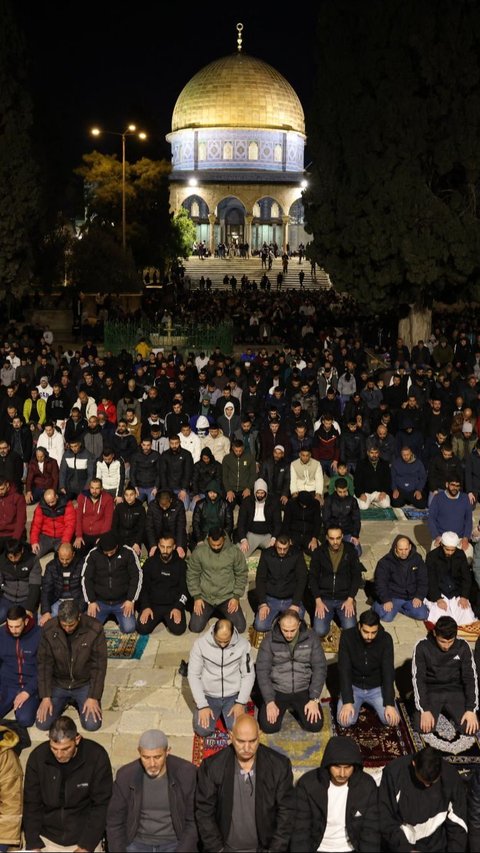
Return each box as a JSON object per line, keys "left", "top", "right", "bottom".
{"left": 379, "top": 745, "right": 468, "bottom": 852}
{"left": 187, "top": 618, "right": 255, "bottom": 736}
{"left": 106, "top": 728, "right": 198, "bottom": 852}
{"left": 337, "top": 609, "right": 400, "bottom": 729}
{"left": 411, "top": 614, "right": 479, "bottom": 738}
{"left": 291, "top": 735, "right": 380, "bottom": 852}
{"left": 195, "top": 713, "right": 294, "bottom": 853}
{"left": 372, "top": 535, "right": 429, "bottom": 623}
{"left": 425, "top": 531, "right": 476, "bottom": 625}
{"left": 255, "top": 608, "right": 326, "bottom": 734}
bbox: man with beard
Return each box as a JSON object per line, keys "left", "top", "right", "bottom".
{"left": 159, "top": 434, "right": 193, "bottom": 509}
{"left": 236, "top": 478, "right": 282, "bottom": 558}
{"left": 187, "top": 528, "right": 248, "bottom": 633}
{"left": 106, "top": 729, "right": 197, "bottom": 853}
{"left": 191, "top": 480, "right": 233, "bottom": 548}
{"left": 136, "top": 535, "right": 189, "bottom": 636}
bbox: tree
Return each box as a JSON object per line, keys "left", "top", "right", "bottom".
{"left": 0, "top": 0, "right": 43, "bottom": 289}
{"left": 76, "top": 152, "right": 181, "bottom": 275}
{"left": 69, "top": 226, "right": 140, "bottom": 293}
{"left": 172, "top": 207, "right": 197, "bottom": 259}
{"left": 304, "top": 0, "right": 480, "bottom": 344}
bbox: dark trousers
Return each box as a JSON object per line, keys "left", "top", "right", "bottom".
{"left": 136, "top": 605, "right": 187, "bottom": 636}
{"left": 189, "top": 599, "right": 246, "bottom": 634}
{"left": 413, "top": 689, "right": 469, "bottom": 733}
{"left": 258, "top": 688, "right": 323, "bottom": 734}
{"left": 391, "top": 489, "right": 427, "bottom": 509}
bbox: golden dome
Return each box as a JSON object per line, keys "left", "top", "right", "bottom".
{"left": 171, "top": 52, "right": 305, "bottom": 135}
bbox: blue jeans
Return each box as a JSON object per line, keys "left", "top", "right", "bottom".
{"left": 137, "top": 487, "right": 156, "bottom": 504}
{"left": 337, "top": 685, "right": 397, "bottom": 727}
{"left": 36, "top": 683, "right": 102, "bottom": 731}
{"left": 313, "top": 598, "right": 357, "bottom": 637}
{"left": 373, "top": 598, "right": 429, "bottom": 622}
{"left": 193, "top": 694, "right": 239, "bottom": 736}
{"left": 126, "top": 841, "right": 177, "bottom": 853}
{"left": 254, "top": 595, "right": 305, "bottom": 631}
{"left": 173, "top": 489, "right": 190, "bottom": 510}
{"left": 0, "top": 685, "right": 40, "bottom": 727}
{"left": 96, "top": 600, "right": 137, "bottom": 633}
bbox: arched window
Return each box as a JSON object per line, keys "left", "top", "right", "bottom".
{"left": 248, "top": 141, "right": 259, "bottom": 160}
{"left": 191, "top": 201, "right": 200, "bottom": 218}
{"left": 253, "top": 203, "right": 261, "bottom": 218}
{"left": 198, "top": 142, "right": 206, "bottom": 161}
{"left": 271, "top": 202, "right": 279, "bottom": 218}
{"left": 223, "top": 141, "right": 233, "bottom": 160}
{"left": 274, "top": 143, "right": 282, "bottom": 162}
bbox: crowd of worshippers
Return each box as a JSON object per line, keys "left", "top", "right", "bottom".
{"left": 1, "top": 711, "right": 479, "bottom": 853}
{"left": 3, "top": 331, "right": 480, "bottom": 848}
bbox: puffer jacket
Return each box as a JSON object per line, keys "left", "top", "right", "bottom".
{"left": 374, "top": 535, "right": 428, "bottom": 603}
{"left": 40, "top": 552, "right": 85, "bottom": 614}
{"left": 187, "top": 624, "right": 255, "bottom": 708}
{"left": 0, "top": 726, "right": 22, "bottom": 847}
{"left": 292, "top": 737, "right": 380, "bottom": 852}
{"left": 0, "top": 545, "right": 41, "bottom": 612}
{"left": 145, "top": 494, "right": 187, "bottom": 551}
{"left": 256, "top": 619, "right": 327, "bottom": 702}
{"left": 30, "top": 494, "right": 76, "bottom": 545}
{"left": 322, "top": 491, "right": 361, "bottom": 537}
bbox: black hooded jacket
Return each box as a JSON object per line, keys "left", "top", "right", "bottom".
{"left": 191, "top": 448, "right": 223, "bottom": 495}
{"left": 374, "top": 535, "right": 428, "bottom": 603}
{"left": 292, "top": 737, "right": 380, "bottom": 851}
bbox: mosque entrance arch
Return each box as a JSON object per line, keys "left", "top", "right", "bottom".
{"left": 217, "top": 196, "right": 246, "bottom": 250}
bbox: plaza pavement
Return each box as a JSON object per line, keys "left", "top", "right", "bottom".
{"left": 17, "top": 503, "right": 480, "bottom": 773}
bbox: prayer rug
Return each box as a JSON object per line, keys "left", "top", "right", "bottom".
{"left": 359, "top": 507, "right": 397, "bottom": 521}
{"left": 259, "top": 699, "right": 334, "bottom": 779}
{"left": 192, "top": 702, "right": 256, "bottom": 767}
{"left": 424, "top": 620, "right": 480, "bottom": 642}
{"left": 104, "top": 629, "right": 149, "bottom": 660}
{"left": 329, "top": 699, "right": 416, "bottom": 767}
{"left": 319, "top": 620, "right": 341, "bottom": 655}
{"left": 400, "top": 699, "right": 480, "bottom": 776}
{"left": 398, "top": 701, "right": 480, "bottom": 778}
{"left": 401, "top": 507, "right": 429, "bottom": 520}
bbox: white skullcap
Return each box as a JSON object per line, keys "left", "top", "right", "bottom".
{"left": 441, "top": 531, "right": 460, "bottom": 547}
{"left": 274, "top": 444, "right": 285, "bottom": 452}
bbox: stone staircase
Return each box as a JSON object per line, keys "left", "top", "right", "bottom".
{"left": 183, "top": 255, "right": 332, "bottom": 290}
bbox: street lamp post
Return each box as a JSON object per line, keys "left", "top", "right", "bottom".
{"left": 90, "top": 124, "right": 147, "bottom": 252}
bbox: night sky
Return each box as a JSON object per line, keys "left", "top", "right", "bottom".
{"left": 14, "top": 3, "right": 318, "bottom": 191}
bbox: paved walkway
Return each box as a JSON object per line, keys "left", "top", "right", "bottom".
{"left": 18, "top": 506, "right": 480, "bottom": 772}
